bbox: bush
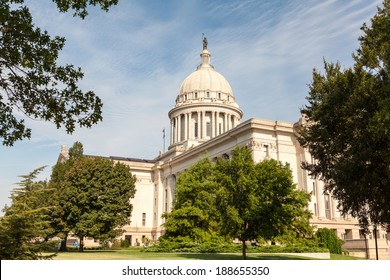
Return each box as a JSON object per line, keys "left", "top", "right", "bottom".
{"left": 315, "top": 228, "right": 344, "bottom": 254}
{"left": 143, "top": 237, "right": 327, "bottom": 254}
{"left": 120, "top": 239, "right": 130, "bottom": 248}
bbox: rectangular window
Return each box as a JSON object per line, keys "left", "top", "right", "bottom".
{"left": 324, "top": 194, "right": 331, "bottom": 219}
{"left": 314, "top": 203, "right": 317, "bottom": 217}
{"left": 206, "top": 122, "right": 211, "bottom": 137}
{"left": 142, "top": 213, "right": 146, "bottom": 226}
{"left": 194, "top": 123, "right": 198, "bottom": 138}
{"left": 264, "top": 145, "right": 269, "bottom": 157}
{"left": 312, "top": 182, "right": 316, "bottom": 195}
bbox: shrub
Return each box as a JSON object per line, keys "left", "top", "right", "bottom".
{"left": 120, "top": 239, "right": 130, "bottom": 248}
{"left": 143, "top": 238, "right": 327, "bottom": 254}
{"left": 315, "top": 228, "right": 344, "bottom": 254}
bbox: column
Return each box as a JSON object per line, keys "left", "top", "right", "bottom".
{"left": 316, "top": 182, "right": 326, "bottom": 219}
{"left": 215, "top": 111, "right": 218, "bottom": 136}
{"left": 188, "top": 112, "right": 192, "bottom": 139}
{"left": 331, "top": 195, "right": 341, "bottom": 220}
{"left": 224, "top": 113, "right": 228, "bottom": 133}
{"left": 170, "top": 119, "right": 174, "bottom": 145}
{"left": 197, "top": 111, "right": 200, "bottom": 139}
{"left": 175, "top": 116, "right": 179, "bottom": 143}
{"left": 184, "top": 113, "right": 188, "bottom": 140}
{"left": 175, "top": 117, "right": 178, "bottom": 144}
{"left": 202, "top": 111, "right": 206, "bottom": 138}
{"left": 211, "top": 110, "right": 215, "bottom": 138}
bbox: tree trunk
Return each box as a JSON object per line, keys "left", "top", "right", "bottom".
{"left": 78, "top": 235, "right": 84, "bottom": 252}
{"left": 242, "top": 239, "right": 247, "bottom": 260}
{"left": 60, "top": 232, "right": 69, "bottom": 252}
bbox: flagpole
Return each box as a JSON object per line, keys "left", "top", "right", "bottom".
{"left": 162, "top": 128, "right": 165, "bottom": 153}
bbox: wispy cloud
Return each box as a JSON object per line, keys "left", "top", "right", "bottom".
{"left": 0, "top": 0, "right": 382, "bottom": 211}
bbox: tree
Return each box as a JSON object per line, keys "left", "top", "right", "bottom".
{"left": 0, "top": 167, "right": 56, "bottom": 260}
{"left": 57, "top": 155, "right": 136, "bottom": 252}
{"left": 215, "top": 146, "right": 312, "bottom": 259}
{"left": 298, "top": 0, "right": 390, "bottom": 230}
{"left": 0, "top": 0, "right": 119, "bottom": 146}
{"left": 315, "top": 228, "right": 344, "bottom": 254}
{"left": 163, "top": 157, "right": 221, "bottom": 242}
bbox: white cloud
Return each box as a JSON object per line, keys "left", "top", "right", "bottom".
{"left": 0, "top": 0, "right": 382, "bottom": 212}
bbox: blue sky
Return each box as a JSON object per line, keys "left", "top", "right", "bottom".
{"left": 0, "top": 0, "right": 382, "bottom": 211}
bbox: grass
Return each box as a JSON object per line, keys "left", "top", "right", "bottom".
{"left": 51, "top": 248, "right": 363, "bottom": 260}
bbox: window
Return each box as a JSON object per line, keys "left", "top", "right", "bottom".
{"left": 194, "top": 122, "right": 198, "bottom": 138}
{"left": 324, "top": 194, "right": 331, "bottom": 219}
{"left": 218, "top": 92, "right": 221, "bottom": 99}
{"left": 314, "top": 203, "right": 317, "bottom": 216}
{"left": 142, "top": 213, "right": 146, "bottom": 226}
{"left": 264, "top": 145, "right": 269, "bottom": 157}
{"left": 206, "top": 92, "right": 210, "bottom": 98}
{"left": 194, "top": 92, "right": 198, "bottom": 98}
{"left": 206, "top": 122, "right": 211, "bottom": 137}
{"left": 312, "top": 182, "right": 316, "bottom": 195}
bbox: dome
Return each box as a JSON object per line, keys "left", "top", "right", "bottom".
{"left": 179, "top": 50, "right": 233, "bottom": 96}
{"left": 168, "top": 39, "right": 243, "bottom": 149}
{"left": 175, "top": 49, "right": 239, "bottom": 108}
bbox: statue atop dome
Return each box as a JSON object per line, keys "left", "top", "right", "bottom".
{"left": 202, "top": 36, "right": 208, "bottom": 50}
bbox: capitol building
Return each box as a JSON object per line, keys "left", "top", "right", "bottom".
{"left": 59, "top": 40, "right": 389, "bottom": 259}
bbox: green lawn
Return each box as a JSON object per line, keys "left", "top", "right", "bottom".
{"left": 51, "top": 249, "right": 362, "bottom": 260}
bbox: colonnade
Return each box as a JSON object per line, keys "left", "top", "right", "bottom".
{"left": 170, "top": 110, "right": 240, "bottom": 145}
{"left": 314, "top": 180, "right": 341, "bottom": 220}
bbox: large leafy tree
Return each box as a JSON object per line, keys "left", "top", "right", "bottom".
{"left": 163, "top": 157, "right": 220, "bottom": 242}
{"left": 0, "top": 0, "right": 119, "bottom": 146}
{"left": 49, "top": 141, "right": 84, "bottom": 251}
{"left": 58, "top": 155, "right": 136, "bottom": 252}
{"left": 215, "top": 146, "right": 311, "bottom": 259}
{"left": 298, "top": 0, "right": 390, "bottom": 230}
{"left": 0, "top": 167, "right": 56, "bottom": 260}
{"left": 163, "top": 146, "right": 312, "bottom": 260}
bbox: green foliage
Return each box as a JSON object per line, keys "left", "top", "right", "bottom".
{"left": 48, "top": 142, "right": 137, "bottom": 252}
{"left": 163, "top": 157, "right": 220, "bottom": 242}
{"left": 162, "top": 146, "right": 313, "bottom": 260}
{"left": 215, "top": 147, "right": 312, "bottom": 259}
{"left": 298, "top": 0, "right": 390, "bottom": 229}
{"left": 145, "top": 237, "right": 239, "bottom": 253}
{"left": 0, "top": 0, "right": 120, "bottom": 145}
{"left": 144, "top": 238, "right": 327, "bottom": 254}
{"left": 58, "top": 155, "right": 136, "bottom": 251}
{"left": 0, "top": 167, "right": 56, "bottom": 259}
{"left": 53, "top": 0, "right": 119, "bottom": 19}
{"left": 315, "top": 228, "right": 344, "bottom": 254}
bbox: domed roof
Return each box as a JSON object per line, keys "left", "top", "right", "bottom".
{"left": 179, "top": 50, "right": 233, "bottom": 96}
{"left": 175, "top": 47, "right": 239, "bottom": 109}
